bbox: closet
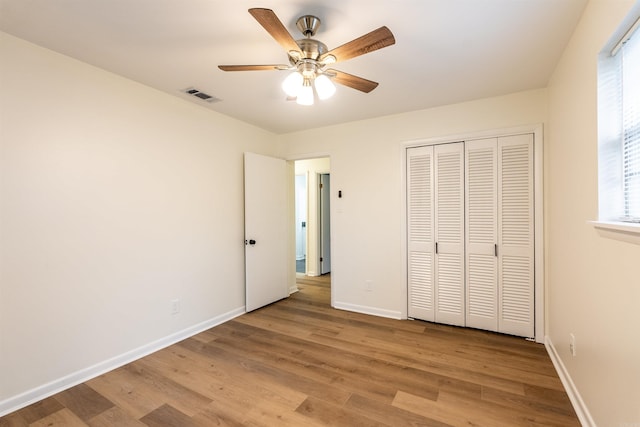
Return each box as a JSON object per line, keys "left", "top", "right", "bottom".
{"left": 407, "top": 133, "right": 534, "bottom": 338}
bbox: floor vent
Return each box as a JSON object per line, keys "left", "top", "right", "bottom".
{"left": 183, "top": 87, "right": 221, "bottom": 103}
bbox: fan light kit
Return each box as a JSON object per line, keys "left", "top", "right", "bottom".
{"left": 219, "top": 8, "right": 396, "bottom": 106}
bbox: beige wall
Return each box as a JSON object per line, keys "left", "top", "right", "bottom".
{"left": 546, "top": 0, "right": 640, "bottom": 425}
{"left": 0, "top": 32, "right": 277, "bottom": 408}
{"left": 4, "top": 0, "right": 640, "bottom": 423}
{"left": 278, "top": 89, "right": 548, "bottom": 319}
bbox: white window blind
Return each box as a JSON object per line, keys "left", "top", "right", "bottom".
{"left": 622, "top": 28, "right": 640, "bottom": 220}
{"left": 598, "top": 14, "right": 640, "bottom": 223}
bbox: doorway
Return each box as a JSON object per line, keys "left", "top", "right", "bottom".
{"left": 294, "top": 158, "right": 331, "bottom": 278}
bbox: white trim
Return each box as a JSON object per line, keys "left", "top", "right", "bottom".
{"left": 611, "top": 15, "right": 640, "bottom": 56}
{"left": 284, "top": 152, "right": 331, "bottom": 162}
{"left": 0, "top": 307, "right": 245, "bottom": 417}
{"left": 603, "top": 1, "right": 640, "bottom": 55}
{"left": 399, "top": 138, "right": 409, "bottom": 319}
{"left": 403, "top": 124, "right": 544, "bottom": 149}
{"left": 533, "top": 125, "right": 545, "bottom": 343}
{"left": 401, "top": 124, "right": 545, "bottom": 343}
{"left": 545, "top": 336, "right": 597, "bottom": 427}
{"left": 590, "top": 220, "right": 640, "bottom": 245}
{"left": 333, "top": 301, "right": 402, "bottom": 320}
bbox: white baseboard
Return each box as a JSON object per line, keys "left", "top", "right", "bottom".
{"left": 333, "top": 301, "right": 402, "bottom": 320}
{"left": 544, "top": 336, "right": 596, "bottom": 427}
{"left": 0, "top": 306, "right": 245, "bottom": 417}
{"left": 289, "top": 285, "right": 299, "bottom": 294}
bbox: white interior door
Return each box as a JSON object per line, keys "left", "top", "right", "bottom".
{"left": 407, "top": 146, "right": 435, "bottom": 321}
{"left": 498, "top": 134, "right": 535, "bottom": 337}
{"left": 244, "top": 152, "right": 288, "bottom": 312}
{"left": 434, "top": 142, "right": 465, "bottom": 327}
{"left": 465, "top": 138, "right": 499, "bottom": 331}
{"left": 407, "top": 134, "right": 536, "bottom": 338}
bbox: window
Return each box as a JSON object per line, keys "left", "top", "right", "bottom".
{"left": 598, "top": 13, "right": 640, "bottom": 223}
{"left": 621, "top": 31, "right": 640, "bottom": 220}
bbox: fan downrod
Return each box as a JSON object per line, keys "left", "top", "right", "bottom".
{"left": 290, "top": 15, "right": 328, "bottom": 62}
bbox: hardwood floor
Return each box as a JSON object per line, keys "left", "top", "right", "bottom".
{"left": 1, "top": 274, "right": 579, "bottom": 426}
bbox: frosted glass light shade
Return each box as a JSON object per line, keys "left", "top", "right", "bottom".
{"left": 314, "top": 74, "right": 336, "bottom": 100}
{"left": 282, "top": 72, "right": 303, "bottom": 97}
{"left": 296, "top": 81, "right": 314, "bottom": 106}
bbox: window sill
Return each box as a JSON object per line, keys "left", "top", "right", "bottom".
{"left": 589, "top": 220, "right": 640, "bottom": 245}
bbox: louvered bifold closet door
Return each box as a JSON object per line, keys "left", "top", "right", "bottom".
{"left": 434, "top": 143, "right": 465, "bottom": 326}
{"left": 407, "top": 146, "right": 435, "bottom": 321}
{"left": 465, "top": 138, "right": 498, "bottom": 331}
{"left": 498, "top": 134, "right": 534, "bottom": 337}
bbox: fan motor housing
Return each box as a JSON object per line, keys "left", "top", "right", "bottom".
{"left": 294, "top": 38, "right": 328, "bottom": 61}
{"left": 291, "top": 15, "right": 327, "bottom": 62}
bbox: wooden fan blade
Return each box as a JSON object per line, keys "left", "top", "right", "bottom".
{"left": 321, "top": 26, "right": 395, "bottom": 63}
{"left": 218, "top": 65, "right": 287, "bottom": 71}
{"left": 328, "top": 70, "right": 379, "bottom": 93}
{"left": 248, "top": 8, "right": 301, "bottom": 55}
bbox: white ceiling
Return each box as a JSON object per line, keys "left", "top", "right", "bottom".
{"left": 0, "top": 0, "right": 587, "bottom": 134}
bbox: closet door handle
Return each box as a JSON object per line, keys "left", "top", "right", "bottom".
{"left": 494, "top": 244, "right": 498, "bottom": 257}
{"left": 435, "top": 242, "right": 438, "bottom": 254}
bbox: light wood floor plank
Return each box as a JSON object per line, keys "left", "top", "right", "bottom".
{"left": 86, "top": 367, "right": 165, "bottom": 419}
{"left": 53, "top": 383, "right": 114, "bottom": 422}
{"left": 215, "top": 320, "right": 442, "bottom": 402}
{"left": 393, "top": 390, "right": 499, "bottom": 427}
{"left": 29, "top": 408, "right": 88, "bottom": 427}
{"left": 260, "top": 305, "right": 559, "bottom": 389}
{"left": 178, "top": 337, "right": 353, "bottom": 407}
{"left": 304, "top": 326, "right": 528, "bottom": 395}
{"left": 136, "top": 342, "right": 309, "bottom": 413}
{"left": 87, "top": 407, "right": 147, "bottom": 427}
{"left": 139, "top": 404, "right": 195, "bottom": 427}
{"left": 1, "top": 274, "right": 579, "bottom": 426}
{"left": 344, "top": 393, "right": 453, "bottom": 427}
{"left": 0, "top": 397, "right": 64, "bottom": 426}
{"left": 295, "top": 396, "right": 390, "bottom": 427}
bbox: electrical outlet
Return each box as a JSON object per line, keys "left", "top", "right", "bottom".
{"left": 365, "top": 280, "right": 373, "bottom": 292}
{"left": 569, "top": 333, "right": 576, "bottom": 356}
{"left": 171, "top": 299, "right": 180, "bottom": 315}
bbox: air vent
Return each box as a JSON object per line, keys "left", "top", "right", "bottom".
{"left": 183, "top": 87, "right": 221, "bottom": 103}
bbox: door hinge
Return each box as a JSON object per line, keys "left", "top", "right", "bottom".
{"left": 320, "top": 257, "right": 323, "bottom": 262}
{"left": 320, "top": 183, "right": 323, "bottom": 189}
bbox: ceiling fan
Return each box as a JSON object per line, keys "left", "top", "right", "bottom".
{"left": 218, "top": 8, "right": 396, "bottom": 105}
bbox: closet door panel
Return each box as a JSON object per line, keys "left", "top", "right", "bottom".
{"left": 407, "top": 146, "right": 435, "bottom": 321}
{"left": 434, "top": 143, "right": 465, "bottom": 326}
{"left": 465, "top": 138, "right": 498, "bottom": 331}
{"left": 498, "top": 134, "right": 534, "bottom": 337}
